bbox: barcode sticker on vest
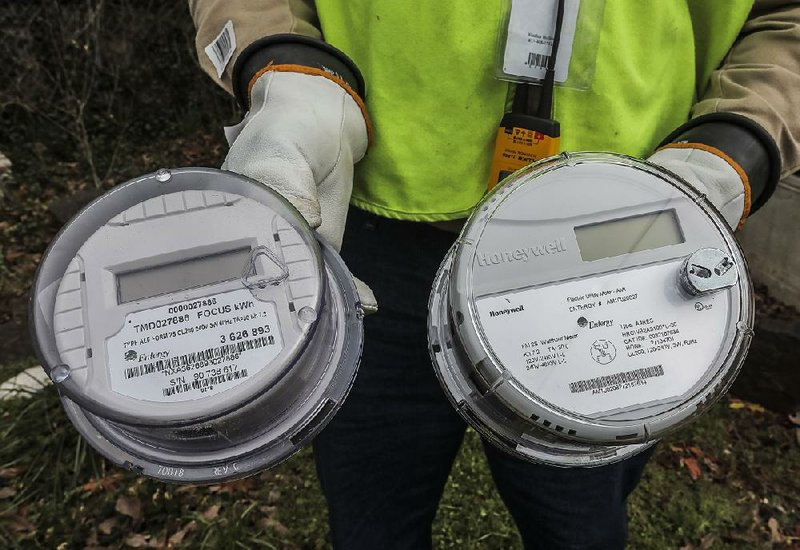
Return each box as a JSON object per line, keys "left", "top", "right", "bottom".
{"left": 503, "top": 0, "right": 580, "bottom": 83}
{"left": 204, "top": 20, "right": 236, "bottom": 78}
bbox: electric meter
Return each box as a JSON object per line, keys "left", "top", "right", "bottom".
{"left": 31, "top": 168, "right": 363, "bottom": 483}
{"left": 428, "top": 152, "right": 753, "bottom": 466}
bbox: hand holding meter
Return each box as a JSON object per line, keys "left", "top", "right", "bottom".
{"left": 223, "top": 68, "right": 376, "bottom": 312}
{"left": 649, "top": 146, "right": 751, "bottom": 230}
{"left": 429, "top": 153, "right": 753, "bottom": 467}
{"left": 30, "top": 168, "right": 364, "bottom": 483}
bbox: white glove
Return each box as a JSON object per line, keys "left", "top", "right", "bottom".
{"left": 223, "top": 69, "right": 377, "bottom": 313}
{"left": 648, "top": 146, "right": 750, "bottom": 230}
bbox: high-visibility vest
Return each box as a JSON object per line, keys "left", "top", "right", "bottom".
{"left": 316, "top": 1, "right": 755, "bottom": 221}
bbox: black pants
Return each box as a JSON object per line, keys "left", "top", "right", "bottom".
{"left": 313, "top": 208, "right": 653, "bottom": 549}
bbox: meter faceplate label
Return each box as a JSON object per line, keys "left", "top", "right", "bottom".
{"left": 475, "top": 260, "right": 729, "bottom": 415}
{"left": 107, "top": 289, "right": 283, "bottom": 402}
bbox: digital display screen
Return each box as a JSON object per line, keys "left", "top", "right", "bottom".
{"left": 117, "top": 248, "right": 251, "bottom": 303}
{"left": 574, "top": 209, "right": 684, "bottom": 262}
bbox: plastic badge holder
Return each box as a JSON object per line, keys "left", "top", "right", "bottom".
{"left": 30, "top": 168, "right": 363, "bottom": 483}
{"left": 428, "top": 152, "right": 753, "bottom": 467}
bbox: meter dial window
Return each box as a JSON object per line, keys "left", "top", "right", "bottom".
{"left": 116, "top": 247, "right": 252, "bottom": 303}
{"left": 574, "top": 209, "right": 685, "bottom": 262}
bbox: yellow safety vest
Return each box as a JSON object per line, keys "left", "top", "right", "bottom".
{"left": 316, "top": 0, "right": 754, "bottom": 221}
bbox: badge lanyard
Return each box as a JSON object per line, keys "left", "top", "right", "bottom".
{"left": 488, "top": 0, "right": 566, "bottom": 189}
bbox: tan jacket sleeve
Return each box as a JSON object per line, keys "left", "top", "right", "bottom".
{"left": 189, "top": 0, "right": 321, "bottom": 93}
{"left": 692, "top": 0, "right": 800, "bottom": 177}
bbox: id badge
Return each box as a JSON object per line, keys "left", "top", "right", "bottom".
{"left": 496, "top": 0, "right": 605, "bottom": 90}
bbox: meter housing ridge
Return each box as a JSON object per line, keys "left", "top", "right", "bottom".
{"left": 428, "top": 152, "right": 754, "bottom": 467}
{"left": 30, "top": 168, "right": 364, "bottom": 483}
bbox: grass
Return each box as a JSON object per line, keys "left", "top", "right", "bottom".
{"left": 0, "top": 356, "right": 798, "bottom": 549}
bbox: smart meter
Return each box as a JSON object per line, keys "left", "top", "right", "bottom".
{"left": 428, "top": 152, "right": 753, "bottom": 466}
{"left": 30, "top": 168, "right": 363, "bottom": 483}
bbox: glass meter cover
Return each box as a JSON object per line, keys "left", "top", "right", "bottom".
{"left": 30, "top": 168, "right": 364, "bottom": 483}
{"left": 428, "top": 153, "right": 753, "bottom": 466}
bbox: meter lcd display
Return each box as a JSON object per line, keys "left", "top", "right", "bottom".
{"left": 574, "top": 209, "right": 684, "bottom": 262}
{"left": 116, "top": 247, "right": 251, "bottom": 303}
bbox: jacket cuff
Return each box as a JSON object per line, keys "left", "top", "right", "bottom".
{"left": 232, "top": 34, "right": 365, "bottom": 110}
{"left": 659, "top": 113, "right": 781, "bottom": 214}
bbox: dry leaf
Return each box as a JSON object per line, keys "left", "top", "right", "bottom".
{"left": 688, "top": 446, "right": 705, "bottom": 459}
{"left": 789, "top": 412, "right": 800, "bottom": 426}
{"left": 202, "top": 505, "right": 220, "bottom": 520}
{"left": 85, "top": 528, "right": 100, "bottom": 546}
{"left": 259, "top": 471, "right": 275, "bottom": 482}
{"left": 703, "top": 457, "right": 721, "bottom": 476}
{"left": 81, "top": 474, "right": 123, "bottom": 494}
{"left": 0, "top": 467, "right": 24, "bottom": 479}
{"left": 0, "top": 486, "right": 17, "bottom": 499}
{"left": 207, "top": 479, "right": 254, "bottom": 494}
{"left": 699, "top": 533, "right": 715, "bottom": 549}
{"left": 98, "top": 517, "right": 117, "bottom": 535}
{"left": 728, "top": 399, "right": 765, "bottom": 413}
{"left": 124, "top": 533, "right": 149, "bottom": 548}
{"left": 768, "top": 517, "right": 784, "bottom": 543}
{"left": 260, "top": 517, "right": 290, "bottom": 537}
{"left": 116, "top": 495, "right": 143, "bottom": 521}
{"left": 7, "top": 513, "right": 36, "bottom": 533}
{"left": 5, "top": 250, "right": 25, "bottom": 262}
{"left": 683, "top": 457, "right": 702, "bottom": 480}
{"left": 168, "top": 520, "right": 197, "bottom": 546}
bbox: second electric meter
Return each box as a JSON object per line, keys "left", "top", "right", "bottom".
{"left": 429, "top": 152, "right": 753, "bottom": 466}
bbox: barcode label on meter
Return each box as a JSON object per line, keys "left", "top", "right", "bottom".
{"left": 107, "top": 290, "right": 283, "bottom": 402}
{"left": 476, "top": 261, "right": 727, "bottom": 415}
{"left": 124, "top": 336, "right": 274, "bottom": 380}
{"left": 568, "top": 365, "right": 665, "bottom": 394}
{"left": 162, "top": 369, "right": 249, "bottom": 398}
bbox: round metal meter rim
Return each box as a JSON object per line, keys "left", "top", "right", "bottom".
{"left": 29, "top": 167, "right": 364, "bottom": 483}
{"left": 441, "top": 152, "right": 754, "bottom": 446}
{"left": 30, "top": 167, "right": 329, "bottom": 426}
{"left": 429, "top": 251, "right": 658, "bottom": 467}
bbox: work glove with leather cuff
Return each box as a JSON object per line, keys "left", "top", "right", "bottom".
{"left": 222, "top": 36, "right": 377, "bottom": 313}
{"left": 649, "top": 114, "right": 781, "bottom": 231}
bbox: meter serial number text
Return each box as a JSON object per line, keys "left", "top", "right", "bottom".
{"left": 163, "top": 355, "right": 241, "bottom": 377}
{"left": 168, "top": 297, "right": 218, "bottom": 314}
{"left": 134, "top": 314, "right": 190, "bottom": 333}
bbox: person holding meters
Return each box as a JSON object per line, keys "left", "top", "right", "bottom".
{"left": 189, "top": 1, "right": 800, "bottom": 548}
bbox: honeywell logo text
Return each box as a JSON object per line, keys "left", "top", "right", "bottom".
{"left": 488, "top": 305, "right": 525, "bottom": 317}
{"left": 476, "top": 238, "right": 567, "bottom": 267}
